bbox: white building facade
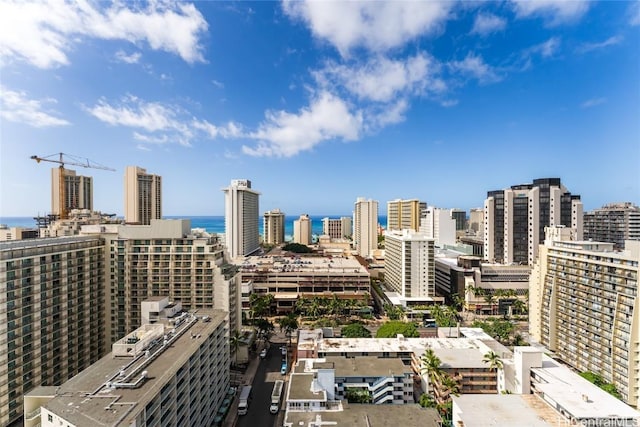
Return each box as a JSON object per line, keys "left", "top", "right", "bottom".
{"left": 354, "top": 198, "right": 378, "bottom": 258}
{"left": 223, "top": 179, "right": 260, "bottom": 258}
{"left": 384, "top": 230, "right": 435, "bottom": 300}
{"left": 420, "top": 206, "right": 456, "bottom": 246}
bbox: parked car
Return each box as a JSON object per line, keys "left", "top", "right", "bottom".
{"left": 259, "top": 349, "right": 267, "bottom": 359}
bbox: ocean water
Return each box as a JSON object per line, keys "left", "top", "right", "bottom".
{"left": 1, "top": 215, "right": 387, "bottom": 239}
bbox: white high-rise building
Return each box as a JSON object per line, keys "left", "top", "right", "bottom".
{"left": 124, "top": 166, "right": 162, "bottom": 225}
{"left": 293, "top": 214, "right": 312, "bottom": 245}
{"left": 419, "top": 207, "right": 456, "bottom": 246}
{"left": 264, "top": 209, "right": 286, "bottom": 245}
{"left": 353, "top": 198, "right": 378, "bottom": 258}
{"left": 51, "top": 168, "right": 93, "bottom": 217}
{"left": 384, "top": 230, "right": 435, "bottom": 301}
{"left": 223, "top": 179, "right": 260, "bottom": 258}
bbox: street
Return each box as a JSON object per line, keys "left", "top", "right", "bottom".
{"left": 236, "top": 335, "right": 287, "bottom": 427}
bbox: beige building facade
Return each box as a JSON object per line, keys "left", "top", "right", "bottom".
{"left": 387, "top": 199, "right": 425, "bottom": 232}
{"left": 51, "top": 168, "right": 93, "bottom": 218}
{"left": 354, "top": 197, "right": 378, "bottom": 258}
{"left": 263, "top": 208, "right": 285, "bottom": 245}
{"left": 124, "top": 166, "right": 162, "bottom": 225}
{"left": 293, "top": 214, "right": 312, "bottom": 245}
{"left": 223, "top": 179, "right": 260, "bottom": 258}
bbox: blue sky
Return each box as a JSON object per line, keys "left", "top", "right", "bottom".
{"left": 1, "top": 0, "right": 639, "bottom": 217}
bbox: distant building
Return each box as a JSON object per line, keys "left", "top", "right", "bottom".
{"left": 263, "top": 208, "right": 285, "bottom": 245}
{"left": 387, "top": 199, "right": 425, "bottom": 232}
{"left": 0, "top": 236, "right": 107, "bottom": 426}
{"left": 223, "top": 179, "right": 260, "bottom": 258}
{"left": 584, "top": 202, "right": 640, "bottom": 250}
{"left": 0, "top": 225, "right": 38, "bottom": 241}
{"left": 293, "top": 214, "right": 312, "bottom": 245}
{"left": 124, "top": 166, "right": 162, "bottom": 225}
{"left": 26, "top": 307, "right": 229, "bottom": 427}
{"left": 38, "top": 209, "right": 121, "bottom": 238}
{"left": 468, "top": 208, "right": 484, "bottom": 233}
{"left": 450, "top": 208, "right": 466, "bottom": 231}
{"left": 530, "top": 226, "right": 640, "bottom": 408}
{"left": 322, "top": 217, "right": 352, "bottom": 240}
{"left": 484, "top": 177, "right": 582, "bottom": 265}
{"left": 384, "top": 230, "right": 435, "bottom": 305}
{"left": 419, "top": 206, "right": 456, "bottom": 246}
{"left": 354, "top": 197, "right": 378, "bottom": 258}
{"left": 51, "top": 168, "right": 93, "bottom": 218}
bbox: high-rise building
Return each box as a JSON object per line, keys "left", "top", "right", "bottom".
{"left": 353, "top": 198, "right": 378, "bottom": 258}
{"left": 124, "top": 166, "right": 162, "bottom": 225}
{"left": 584, "top": 202, "right": 640, "bottom": 250}
{"left": 263, "top": 209, "right": 286, "bottom": 245}
{"left": 0, "top": 237, "right": 107, "bottom": 426}
{"left": 51, "top": 168, "right": 93, "bottom": 217}
{"left": 530, "top": 227, "right": 640, "bottom": 408}
{"left": 321, "top": 217, "right": 352, "bottom": 240}
{"left": 223, "top": 179, "right": 260, "bottom": 258}
{"left": 469, "top": 208, "right": 484, "bottom": 233}
{"left": 450, "top": 209, "right": 466, "bottom": 231}
{"left": 484, "top": 178, "right": 583, "bottom": 265}
{"left": 86, "top": 219, "right": 241, "bottom": 343}
{"left": 384, "top": 230, "right": 435, "bottom": 301}
{"left": 387, "top": 199, "right": 425, "bottom": 232}
{"left": 27, "top": 307, "right": 229, "bottom": 427}
{"left": 293, "top": 214, "right": 312, "bottom": 245}
{"left": 419, "top": 206, "right": 456, "bottom": 246}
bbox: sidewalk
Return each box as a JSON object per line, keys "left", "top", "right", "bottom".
{"left": 222, "top": 352, "right": 262, "bottom": 427}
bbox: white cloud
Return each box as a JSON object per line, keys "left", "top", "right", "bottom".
{"left": 580, "top": 97, "right": 606, "bottom": 109}
{"left": 631, "top": 1, "right": 640, "bottom": 26}
{"left": 575, "top": 35, "right": 623, "bottom": 54}
{"left": 441, "top": 99, "right": 459, "bottom": 108}
{"left": 315, "top": 53, "right": 443, "bottom": 103}
{"left": 0, "top": 85, "right": 70, "bottom": 127}
{"left": 449, "top": 53, "right": 501, "bottom": 84}
{"left": 511, "top": 0, "right": 589, "bottom": 25}
{"left": 471, "top": 13, "right": 507, "bottom": 36}
{"left": 282, "top": 0, "right": 452, "bottom": 55}
{"left": 0, "top": 0, "right": 208, "bottom": 69}
{"left": 530, "top": 37, "right": 561, "bottom": 58}
{"left": 114, "top": 50, "right": 141, "bottom": 64}
{"left": 211, "top": 79, "right": 224, "bottom": 89}
{"left": 86, "top": 95, "right": 246, "bottom": 148}
{"left": 367, "top": 98, "right": 409, "bottom": 129}
{"left": 243, "top": 91, "right": 362, "bottom": 157}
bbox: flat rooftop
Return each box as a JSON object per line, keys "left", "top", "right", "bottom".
{"left": 284, "top": 403, "right": 440, "bottom": 427}
{"left": 240, "top": 254, "right": 368, "bottom": 274}
{"left": 287, "top": 373, "right": 326, "bottom": 401}
{"left": 322, "top": 356, "right": 411, "bottom": 378}
{"left": 453, "top": 394, "right": 554, "bottom": 426}
{"left": 532, "top": 356, "right": 640, "bottom": 420}
{"left": 42, "top": 310, "right": 227, "bottom": 426}
{"left": 0, "top": 235, "right": 101, "bottom": 252}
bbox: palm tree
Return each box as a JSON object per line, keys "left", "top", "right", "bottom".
{"left": 420, "top": 348, "right": 443, "bottom": 397}
{"left": 279, "top": 313, "right": 299, "bottom": 347}
{"left": 511, "top": 299, "right": 527, "bottom": 316}
{"left": 295, "top": 296, "right": 309, "bottom": 316}
{"left": 483, "top": 293, "right": 496, "bottom": 315}
{"left": 483, "top": 350, "right": 503, "bottom": 392}
{"left": 438, "top": 373, "right": 461, "bottom": 402}
{"left": 229, "top": 330, "right": 243, "bottom": 366}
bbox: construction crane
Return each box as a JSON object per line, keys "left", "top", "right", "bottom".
{"left": 30, "top": 152, "right": 115, "bottom": 220}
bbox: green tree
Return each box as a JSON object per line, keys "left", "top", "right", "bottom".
{"left": 229, "top": 330, "right": 243, "bottom": 366}
{"left": 282, "top": 243, "right": 313, "bottom": 253}
{"left": 341, "top": 323, "right": 372, "bottom": 338}
{"left": 420, "top": 348, "right": 443, "bottom": 395}
{"left": 345, "top": 388, "right": 372, "bottom": 403}
{"left": 383, "top": 303, "right": 404, "bottom": 321}
{"left": 418, "top": 393, "right": 437, "bottom": 408}
{"left": 375, "top": 321, "right": 419, "bottom": 338}
{"left": 579, "top": 372, "right": 622, "bottom": 400}
{"left": 254, "top": 318, "right": 275, "bottom": 343}
{"left": 511, "top": 299, "right": 527, "bottom": 315}
{"left": 278, "top": 313, "right": 299, "bottom": 346}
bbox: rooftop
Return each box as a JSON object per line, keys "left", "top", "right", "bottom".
{"left": 284, "top": 403, "right": 440, "bottom": 427}
{"left": 239, "top": 254, "right": 368, "bottom": 275}
{"left": 532, "top": 356, "right": 640, "bottom": 420}
{"left": 287, "top": 373, "right": 327, "bottom": 401}
{"left": 452, "top": 394, "right": 554, "bottom": 426}
{"left": 321, "top": 356, "right": 411, "bottom": 378}
{"left": 42, "top": 310, "right": 227, "bottom": 426}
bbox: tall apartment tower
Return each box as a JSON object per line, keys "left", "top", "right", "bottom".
{"left": 353, "top": 197, "right": 378, "bottom": 258}
{"left": 484, "top": 178, "right": 583, "bottom": 265}
{"left": 223, "top": 179, "right": 260, "bottom": 258}
{"left": 584, "top": 202, "right": 640, "bottom": 250}
{"left": 420, "top": 206, "right": 456, "bottom": 246}
{"left": 51, "top": 168, "right": 93, "bottom": 217}
{"left": 384, "top": 230, "right": 435, "bottom": 300}
{"left": 293, "top": 214, "right": 312, "bottom": 245}
{"left": 469, "top": 208, "right": 484, "bottom": 233}
{"left": 0, "top": 237, "right": 107, "bottom": 426}
{"left": 530, "top": 227, "right": 640, "bottom": 408}
{"left": 387, "top": 199, "right": 425, "bottom": 231}
{"left": 322, "top": 217, "right": 352, "bottom": 239}
{"left": 124, "top": 166, "right": 162, "bottom": 225}
{"left": 263, "top": 209, "right": 286, "bottom": 245}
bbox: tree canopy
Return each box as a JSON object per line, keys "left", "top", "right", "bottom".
{"left": 579, "top": 372, "right": 622, "bottom": 400}
{"left": 282, "top": 243, "right": 313, "bottom": 253}
{"left": 375, "top": 321, "right": 420, "bottom": 338}
{"left": 341, "top": 323, "right": 372, "bottom": 338}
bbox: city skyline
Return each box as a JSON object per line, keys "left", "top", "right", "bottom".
{"left": 1, "top": 1, "right": 639, "bottom": 217}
